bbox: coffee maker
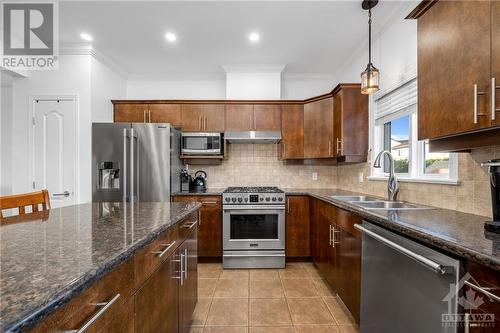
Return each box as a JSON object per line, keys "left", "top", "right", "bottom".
{"left": 482, "top": 159, "right": 500, "bottom": 232}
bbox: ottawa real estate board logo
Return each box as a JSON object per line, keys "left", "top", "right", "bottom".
{"left": 1, "top": 1, "right": 59, "bottom": 70}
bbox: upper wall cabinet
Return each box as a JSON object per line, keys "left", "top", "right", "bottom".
{"left": 304, "top": 96, "right": 334, "bottom": 158}
{"left": 281, "top": 104, "right": 304, "bottom": 159}
{"left": 181, "top": 104, "right": 225, "bottom": 132}
{"left": 412, "top": 0, "right": 500, "bottom": 150}
{"left": 225, "top": 104, "right": 282, "bottom": 131}
{"left": 114, "top": 103, "right": 182, "bottom": 126}
{"left": 333, "top": 84, "right": 368, "bottom": 163}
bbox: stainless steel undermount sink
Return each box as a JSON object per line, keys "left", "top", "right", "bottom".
{"left": 331, "top": 195, "right": 380, "bottom": 202}
{"left": 352, "top": 201, "right": 432, "bottom": 210}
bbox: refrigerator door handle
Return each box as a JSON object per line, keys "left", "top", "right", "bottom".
{"left": 123, "top": 128, "right": 128, "bottom": 202}
{"left": 130, "top": 128, "right": 137, "bottom": 203}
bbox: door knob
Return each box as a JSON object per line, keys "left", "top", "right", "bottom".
{"left": 53, "top": 191, "right": 70, "bottom": 197}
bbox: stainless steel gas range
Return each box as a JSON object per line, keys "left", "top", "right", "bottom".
{"left": 222, "top": 187, "right": 286, "bottom": 269}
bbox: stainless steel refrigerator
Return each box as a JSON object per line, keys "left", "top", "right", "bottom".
{"left": 92, "top": 123, "right": 182, "bottom": 203}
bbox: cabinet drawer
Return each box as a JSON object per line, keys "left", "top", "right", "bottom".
{"left": 134, "top": 227, "right": 179, "bottom": 289}
{"left": 30, "top": 260, "right": 133, "bottom": 333}
{"left": 178, "top": 212, "right": 199, "bottom": 241}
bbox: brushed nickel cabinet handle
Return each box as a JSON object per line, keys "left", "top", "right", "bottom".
{"left": 183, "top": 221, "right": 198, "bottom": 229}
{"left": 473, "top": 84, "right": 486, "bottom": 124}
{"left": 199, "top": 115, "right": 202, "bottom": 130}
{"left": 148, "top": 110, "right": 151, "bottom": 123}
{"left": 253, "top": 111, "right": 256, "bottom": 130}
{"left": 336, "top": 138, "right": 342, "bottom": 155}
{"left": 329, "top": 225, "right": 333, "bottom": 247}
{"left": 464, "top": 280, "right": 500, "bottom": 302}
{"left": 151, "top": 241, "right": 176, "bottom": 258}
{"left": 68, "top": 294, "right": 121, "bottom": 333}
{"left": 204, "top": 116, "right": 207, "bottom": 131}
{"left": 328, "top": 140, "right": 332, "bottom": 156}
{"left": 287, "top": 197, "right": 290, "bottom": 214}
{"left": 143, "top": 110, "right": 147, "bottom": 123}
{"left": 492, "top": 77, "right": 500, "bottom": 121}
{"left": 184, "top": 248, "right": 188, "bottom": 280}
{"left": 283, "top": 142, "right": 286, "bottom": 158}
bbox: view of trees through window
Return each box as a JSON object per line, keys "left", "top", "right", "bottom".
{"left": 383, "top": 116, "right": 410, "bottom": 174}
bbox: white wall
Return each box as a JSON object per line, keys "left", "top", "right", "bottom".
{"left": 1, "top": 74, "right": 14, "bottom": 195}
{"left": 226, "top": 72, "right": 282, "bottom": 100}
{"left": 282, "top": 75, "right": 337, "bottom": 100}
{"left": 91, "top": 57, "right": 127, "bottom": 122}
{"left": 126, "top": 76, "right": 226, "bottom": 100}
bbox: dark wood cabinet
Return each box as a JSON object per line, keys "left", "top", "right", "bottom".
{"left": 281, "top": 104, "right": 304, "bottom": 159}
{"left": 333, "top": 85, "right": 368, "bottom": 163}
{"left": 464, "top": 260, "right": 500, "bottom": 332}
{"left": 225, "top": 104, "right": 254, "bottom": 131}
{"left": 304, "top": 97, "right": 334, "bottom": 158}
{"left": 149, "top": 104, "right": 182, "bottom": 126}
{"left": 174, "top": 195, "right": 222, "bottom": 258}
{"left": 179, "top": 228, "right": 198, "bottom": 333}
{"left": 285, "top": 196, "right": 310, "bottom": 257}
{"left": 114, "top": 104, "right": 148, "bottom": 123}
{"left": 181, "top": 104, "right": 225, "bottom": 132}
{"left": 135, "top": 254, "right": 179, "bottom": 333}
{"left": 254, "top": 104, "right": 282, "bottom": 131}
{"left": 415, "top": 0, "right": 500, "bottom": 145}
{"left": 492, "top": 0, "right": 500, "bottom": 128}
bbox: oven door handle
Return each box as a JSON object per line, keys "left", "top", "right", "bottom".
{"left": 223, "top": 205, "right": 285, "bottom": 211}
{"left": 223, "top": 253, "right": 285, "bottom": 257}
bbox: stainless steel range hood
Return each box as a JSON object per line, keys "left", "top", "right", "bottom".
{"left": 224, "top": 131, "right": 282, "bottom": 144}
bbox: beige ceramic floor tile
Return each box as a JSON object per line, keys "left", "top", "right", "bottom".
{"left": 287, "top": 298, "right": 335, "bottom": 325}
{"left": 206, "top": 298, "right": 249, "bottom": 326}
{"left": 249, "top": 298, "right": 292, "bottom": 326}
{"left": 281, "top": 278, "right": 318, "bottom": 298}
{"left": 278, "top": 265, "right": 309, "bottom": 279}
{"left": 203, "top": 327, "right": 249, "bottom": 333}
{"left": 250, "top": 279, "right": 284, "bottom": 298}
{"left": 220, "top": 269, "right": 250, "bottom": 279}
{"left": 294, "top": 325, "right": 341, "bottom": 333}
{"left": 249, "top": 327, "right": 295, "bottom": 333}
{"left": 311, "top": 279, "right": 335, "bottom": 297}
{"left": 323, "top": 297, "right": 357, "bottom": 326}
{"left": 199, "top": 279, "right": 218, "bottom": 298}
{"left": 199, "top": 263, "right": 223, "bottom": 273}
{"left": 199, "top": 270, "right": 222, "bottom": 279}
{"left": 250, "top": 269, "right": 280, "bottom": 280}
{"left": 191, "top": 298, "right": 212, "bottom": 326}
{"left": 339, "top": 325, "right": 359, "bottom": 333}
{"left": 189, "top": 327, "right": 204, "bottom": 333}
{"left": 214, "top": 278, "right": 249, "bottom": 298}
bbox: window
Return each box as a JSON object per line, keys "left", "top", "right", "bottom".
{"left": 371, "top": 77, "right": 457, "bottom": 183}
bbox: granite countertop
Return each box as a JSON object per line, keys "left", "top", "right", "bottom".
{"left": 0, "top": 201, "right": 202, "bottom": 333}
{"left": 173, "top": 188, "right": 226, "bottom": 196}
{"left": 283, "top": 188, "right": 500, "bottom": 271}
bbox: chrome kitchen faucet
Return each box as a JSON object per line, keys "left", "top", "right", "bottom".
{"left": 373, "top": 150, "right": 399, "bottom": 201}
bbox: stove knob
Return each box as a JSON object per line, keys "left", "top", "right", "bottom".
{"left": 260, "top": 197, "right": 264, "bottom": 201}
{"left": 231, "top": 197, "right": 237, "bottom": 202}
{"left": 225, "top": 197, "right": 230, "bottom": 202}
{"left": 265, "top": 197, "right": 270, "bottom": 202}
{"left": 278, "top": 197, "right": 283, "bottom": 202}
{"left": 244, "top": 198, "right": 248, "bottom": 202}
{"left": 272, "top": 197, "right": 277, "bottom": 202}
{"left": 237, "top": 197, "right": 243, "bottom": 203}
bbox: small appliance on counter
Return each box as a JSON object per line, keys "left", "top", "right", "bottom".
{"left": 180, "top": 169, "right": 192, "bottom": 193}
{"left": 190, "top": 170, "right": 208, "bottom": 192}
{"left": 482, "top": 159, "right": 500, "bottom": 233}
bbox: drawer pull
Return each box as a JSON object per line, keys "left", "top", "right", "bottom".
{"left": 201, "top": 201, "right": 218, "bottom": 204}
{"left": 183, "top": 221, "right": 198, "bottom": 229}
{"left": 464, "top": 280, "right": 500, "bottom": 302}
{"left": 67, "top": 293, "right": 121, "bottom": 333}
{"left": 151, "top": 241, "right": 176, "bottom": 258}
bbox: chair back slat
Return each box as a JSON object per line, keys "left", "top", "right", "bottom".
{"left": 0, "top": 190, "right": 51, "bottom": 219}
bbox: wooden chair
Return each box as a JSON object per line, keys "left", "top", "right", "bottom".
{"left": 0, "top": 190, "right": 51, "bottom": 219}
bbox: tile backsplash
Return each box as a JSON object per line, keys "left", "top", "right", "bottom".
{"left": 188, "top": 144, "right": 499, "bottom": 218}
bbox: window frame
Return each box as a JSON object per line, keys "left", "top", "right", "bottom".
{"left": 369, "top": 76, "right": 458, "bottom": 185}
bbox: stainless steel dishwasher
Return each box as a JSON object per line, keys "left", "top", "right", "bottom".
{"left": 355, "top": 221, "right": 462, "bottom": 333}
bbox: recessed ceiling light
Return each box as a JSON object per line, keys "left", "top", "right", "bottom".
{"left": 80, "top": 33, "right": 93, "bottom": 42}
{"left": 249, "top": 32, "right": 260, "bottom": 43}
{"left": 165, "top": 32, "right": 177, "bottom": 43}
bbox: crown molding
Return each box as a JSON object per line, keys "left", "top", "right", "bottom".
{"left": 59, "top": 43, "right": 128, "bottom": 79}
{"left": 127, "top": 72, "right": 226, "bottom": 81}
{"left": 222, "top": 64, "right": 286, "bottom": 74}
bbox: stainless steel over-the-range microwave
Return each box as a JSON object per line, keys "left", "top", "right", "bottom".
{"left": 181, "top": 132, "right": 224, "bottom": 155}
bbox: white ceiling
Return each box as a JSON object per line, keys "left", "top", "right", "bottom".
{"left": 59, "top": 1, "right": 408, "bottom": 77}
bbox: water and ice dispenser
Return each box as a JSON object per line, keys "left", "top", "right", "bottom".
{"left": 97, "top": 162, "right": 120, "bottom": 190}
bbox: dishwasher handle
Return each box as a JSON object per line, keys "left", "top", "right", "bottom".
{"left": 354, "top": 224, "right": 451, "bottom": 275}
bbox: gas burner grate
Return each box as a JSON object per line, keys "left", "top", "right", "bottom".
{"left": 224, "top": 187, "right": 284, "bottom": 193}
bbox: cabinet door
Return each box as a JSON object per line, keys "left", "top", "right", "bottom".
{"left": 285, "top": 196, "right": 310, "bottom": 257}
{"left": 317, "top": 201, "right": 333, "bottom": 277}
{"left": 492, "top": 0, "right": 500, "bottom": 128}
{"left": 281, "top": 104, "right": 304, "bottom": 159}
{"left": 99, "top": 298, "right": 134, "bottom": 333}
{"left": 225, "top": 104, "right": 254, "bottom": 131}
{"left": 310, "top": 198, "right": 320, "bottom": 263}
{"left": 418, "top": 0, "right": 491, "bottom": 139}
{"left": 135, "top": 255, "right": 179, "bottom": 333}
{"left": 181, "top": 105, "right": 204, "bottom": 131}
{"left": 114, "top": 104, "right": 148, "bottom": 123}
{"left": 203, "top": 104, "right": 226, "bottom": 132}
{"left": 304, "top": 97, "right": 334, "bottom": 158}
{"left": 179, "top": 228, "right": 198, "bottom": 333}
{"left": 254, "top": 104, "right": 282, "bottom": 131}
{"left": 149, "top": 104, "right": 182, "bottom": 126}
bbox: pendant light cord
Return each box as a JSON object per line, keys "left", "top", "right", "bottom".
{"left": 368, "top": 8, "right": 372, "bottom": 66}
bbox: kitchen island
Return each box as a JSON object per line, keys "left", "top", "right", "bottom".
{"left": 0, "top": 201, "right": 201, "bottom": 333}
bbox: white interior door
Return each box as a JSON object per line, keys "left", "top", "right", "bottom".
{"left": 33, "top": 98, "right": 76, "bottom": 208}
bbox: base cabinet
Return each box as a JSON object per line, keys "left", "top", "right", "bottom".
{"left": 285, "top": 196, "right": 310, "bottom": 257}
{"left": 179, "top": 228, "right": 198, "bottom": 333}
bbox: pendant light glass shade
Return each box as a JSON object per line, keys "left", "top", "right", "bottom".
{"left": 361, "top": 63, "right": 379, "bottom": 94}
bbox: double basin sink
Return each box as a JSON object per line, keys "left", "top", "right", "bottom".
{"left": 331, "top": 195, "right": 433, "bottom": 211}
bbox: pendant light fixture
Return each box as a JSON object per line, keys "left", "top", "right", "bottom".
{"left": 361, "top": 0, "right": 380, "bottom": 95}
